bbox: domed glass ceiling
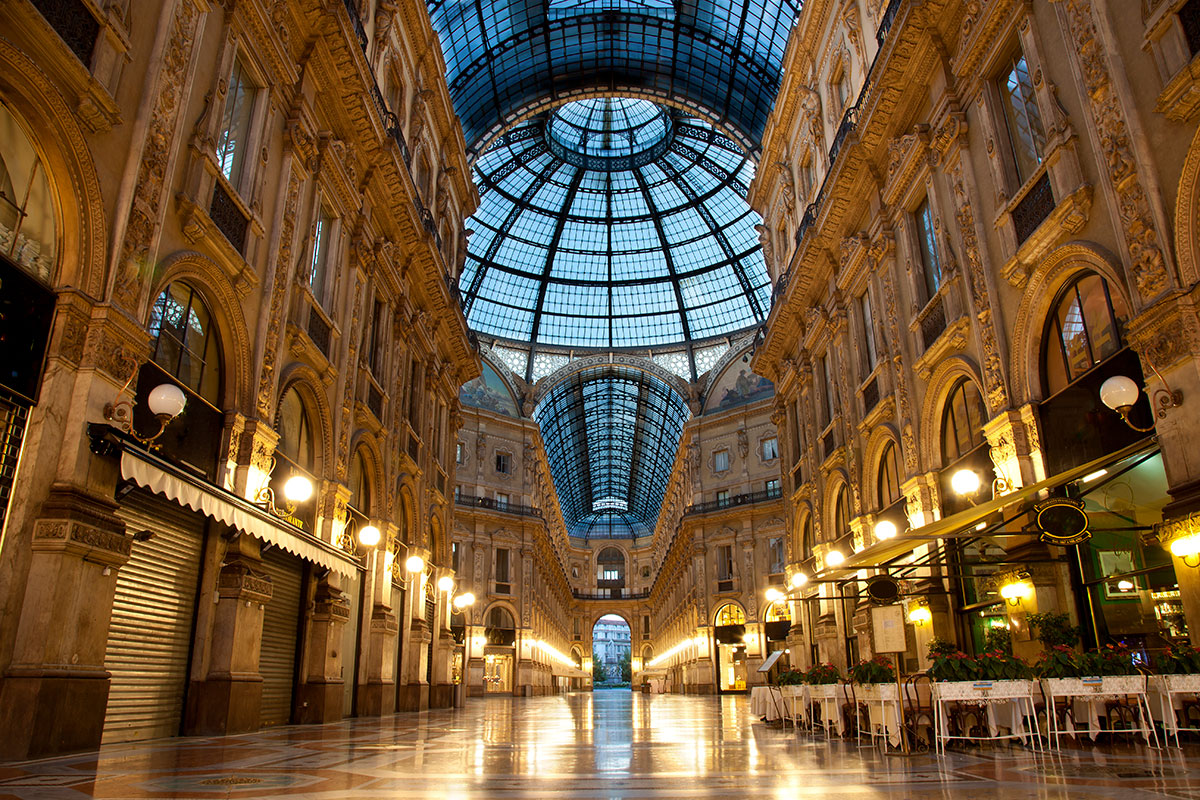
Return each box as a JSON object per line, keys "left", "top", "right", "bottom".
{"left": 459, "top": 98, "right": 770, "bottom": 352}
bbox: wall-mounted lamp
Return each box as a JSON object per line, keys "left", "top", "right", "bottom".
{"left": 909, "top": 604, "right": 932, "bottom": 626}
{"left": 437, "top": 575, "right": 455, "bottom": 592}
{"left": 357, "top": 524, "right": 381, "bottom": 548}
{"left": 1116, "top": 579, "right": 1135, "bottom": 592}
{"left": 406, "top": 555, "right": 426, "bottom": 573}
{"left": 764, "top": 587, "right": 783, "bottom": 603}
{"left": 951, "top": 468, "right": 1011, "bottom": 503}
{"left": 1170, "top": 534, "right": 1200, "bottom": 568}
{"left": 790, "top": 572, "right": 808, "bottom": 588}
{"left": 103, "top": 375, "right": 187, "bottom": 447}
{"left": 999, "top": 572, "right": 1033, "bottom": 606}
{"left": 874, "top": 520, "right": 898, "bottom": 541}
{"left": 824, "top": 549, "right": 845, "bottom": 567}
{"left": 453, "top": 592, "right": 476, "bottom": 609}
{"left": 1100, "top": 373, "right": 1183, "bottom": 433}
{"left": 253, "top": 456, "right": 315, "bottom": 520}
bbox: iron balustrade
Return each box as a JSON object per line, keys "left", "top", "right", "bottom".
{"left": 455, "top": 494, "right": 544, "bottom": 518}
{"left": 685, "top": 485, "right": 782, "bottom": 515}
{"left": 572, "top": 590, "right": 650, "bottom": 600}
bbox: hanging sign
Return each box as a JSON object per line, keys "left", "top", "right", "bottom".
{"left": 1036, "top": 497, "right": 1090, "bottom": 546}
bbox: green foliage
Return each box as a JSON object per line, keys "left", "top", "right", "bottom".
{"left": 1028, "top": 612, "right": 1081, "bottom": 649}
{"left": 1035, "top": 645, "right": 1079, "bottom": 679}
{"left": 928, "top": 649, "right": 1031, "bottom": 682}
{"left": 848, "top": 655, "right": 895, "bottom": 685}
{"left": 928, "top": 649, "right": 979, "bottom": 682}
{"left": 592, "top": 656, "right": 606, "bottom": 683}
{"left": 1079, "top": 643, "right": 1138, "bottom": 676}
{"left": 618, "top": 650, "right": 632, "bottom": 683}
{"left": 926, "top": 637, "right": 958, "bottom": 660}
{"left": 805, "top": 663, "right": 842, "bottom": 685}
{"left": 1154, "top": 642, "right": 1200, "bottom": 675}
{"left": 774, "top": 669, "right": 806, "bottom": 686}
{"left": 983, "top": 625, "right": 1012, "bottom": 655}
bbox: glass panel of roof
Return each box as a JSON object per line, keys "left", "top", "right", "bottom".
{"left": 459, "top": 99, "right": 768, "bottom": 352}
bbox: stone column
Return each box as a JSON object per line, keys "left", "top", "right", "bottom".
{"left": 398, "top": 558, "right": 431, "bottom": 711}
{"left": 0, "top": 487, "right": 132, "bottom": 760}
{"left": 901, "top": 473, "right": 940, "bottom": 529}
{"left": 983, "top": 409, "right": 1044, "bottom": 491}
{"left": 295, "top": 573, "right": 351, "bottom": 724}
{"left": 357, "top": 531, "right": 399, "bottom": 715}
{"left": 184, "top": 535, "right": 271, "bottom": 736}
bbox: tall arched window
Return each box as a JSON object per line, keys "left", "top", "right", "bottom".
{"left": 941, "top": 379, "right": 986, "bottom": 464}
{"left": 801, "top": 515, "right": 814, "bottom": 558}
{"left": 1042, "top": 273, "right": 1131, "bottom": 396}
{"left": 877, "top": 441, "right": 901, "bottom": 509}
{"left": 148, "top": 283, "right": 222, "bottom": 406}
{"left": 0, "top": 102, "right": 56, "bottom": 281}
{"left": 276, "top": 386, "right": 315, "bottom": 474}
{"left": 349, "top": 449, "right": 371, "bottom": 516}
{"left": 394, "top": 491, "right": 411, "bottom": 544}
{"left": 833, "top": 483, "right": 851, "bottom": 541}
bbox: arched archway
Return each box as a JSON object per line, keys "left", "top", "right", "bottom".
{"left": 713, "top": 602, "right": 749, "bottom": 694}
{"left": 590, "top": 614, "right": 631, "bottom": 688}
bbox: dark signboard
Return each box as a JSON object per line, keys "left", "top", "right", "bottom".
{"left": 0, "top": 255, "right": 55, "bottom": 405}
{"left": 1036, "top": 497, "right": 1091, "bottom": 546}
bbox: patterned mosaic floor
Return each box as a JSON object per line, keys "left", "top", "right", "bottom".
{"left": 2, "top": 690, "right": 1200, "bottom": 798}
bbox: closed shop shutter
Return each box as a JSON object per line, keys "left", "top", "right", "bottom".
{"left": 103, "top": 490, "right": 205, "bottom": 744}
{"left": 259, "top": 548, "right": 303, "bottom": 727}
{"left": 341, "top": 572, "right": 361, "bottom": 717}
{"left": 393, "top": 585, "right": 404, "bottom": 711}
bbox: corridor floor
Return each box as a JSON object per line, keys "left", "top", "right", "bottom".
{"left": 2, "top": 690, "right": 1199, "bottom": 799}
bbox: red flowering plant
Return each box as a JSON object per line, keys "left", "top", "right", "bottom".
{"left": 1077, "top": 642, "right": 1139, "bottom": 676}
{"left": 1154, "top": 642, "right": 1200, "bottom": 675}
{"left": 1035, "top": 645, "right": 1080, "bottom": 679}
{"left": 928, "top": 649, "right": 980, "bottom": 682}
{"left": 848, "top": 654, "right": 895, "bottom": 684}
{"left": 974, "top": 649, "right": 1032, "bottom": 680}
{"left": 805, "top": 662, "right": 842, "bottom": 685}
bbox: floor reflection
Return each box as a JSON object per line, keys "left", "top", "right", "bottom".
{"left": 1, "top": 692, "right": 1198, "bottom": 798}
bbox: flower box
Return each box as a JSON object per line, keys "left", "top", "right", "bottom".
{"left": 855, "top": 682, "right": 899, "bottom": 702}
{"left": 1150, "top": 673, "right": 1200, "bottom": 693}
{"left": 780, "top": 685, "right": 805, "bottom": 698}
{"left": 1041, "top": 675, "right": 1146, "bottom": 697}
{"left": 806, "top": 683, "right": 841, "bottom": 701}
{"left": 932, "top": 679, "right": 1036, "bottom": 701}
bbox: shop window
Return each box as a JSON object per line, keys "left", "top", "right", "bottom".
{"left": 1042, "top": 273, "right": 1131, "bottom": 397}
{"left": 0, "top": 102, "right": 57, "bottom": 282}
{"left": 877, "top": 441, "right": 901, "bottom": 509}
{"left": 215, "top": 57, "right": 260, "bottom": 190}
{"left": 149, "top": 283, "right": 222, "bottom": 406}
{"left": 715, "top": 603, "right": 745, "bottom": 626}
{"left": 941, "top": 379, "right": 987, "bottom": 465}
{"left": 997, "top": 49, "right": 1047, "bottom": 185}
{"left": 915, "top": 197, "right": 942, "bottom": 303}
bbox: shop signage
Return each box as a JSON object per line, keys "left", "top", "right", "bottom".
{"left": 1035, "top": 497, "right": 1090, "bottom": 546}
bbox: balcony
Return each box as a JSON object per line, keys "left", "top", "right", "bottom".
{"left": 455, "top": 494, "right": 543, "bottom": 518}
{"left": 685, "top": 486, "right": 782, "bottom": 516}
{"left": 572, "top": 589, "right": 650, "bottom": 601}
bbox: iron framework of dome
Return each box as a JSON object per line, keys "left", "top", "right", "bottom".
{"left": 459, "top": 98, "right": 771, "bottom": 365}
{"left": 532, "top": 365, "right": 690, "bottom": 539}
{"left": 424, "top": 0, "right": 802, "bottom": 155}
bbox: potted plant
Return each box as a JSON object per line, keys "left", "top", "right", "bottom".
{"left": 805, "top": 662, "right": 842, "bottom": 700}
{"left": 775, "top": 669, "right": 806, "bottom": 698}
{"left": 927, "top": 642, "right": 1035, "bottom": 701}
{"left": 1153, "top": 642, "right": 1200, "bottom": 691}
{"left": 849, "top": 655, "right": 896, "bottom": 701}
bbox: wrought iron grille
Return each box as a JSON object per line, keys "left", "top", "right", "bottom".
{"left": 1012, "top": 172, "right": 1054, "bottom": 244}
{"left": 366, "top": 382, "right": 383, "bottom": 420}
{"left": 306, "top": 306, "right": 332, "bottom": 357}
{"left": 862, "top": 376, "right": 880, "bottom": 414}
{"left": 32, "top": 0, "right": 99, "bottom": 66}
{"left": 209, "top": 182, "right": 248, "bottom": 253}
{"left": 920, "top": 296, "right": 947, "bottom": 351}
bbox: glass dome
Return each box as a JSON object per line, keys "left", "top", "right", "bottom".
{"left": 459, "top": 98, "right": 770, "bottom": 352}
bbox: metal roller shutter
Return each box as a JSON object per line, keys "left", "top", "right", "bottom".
{"left": 393, "top": 585, "right": 404, "bottom": 711}
{"left": 259, "top": 548, "right": 303, "bottom": 728}
{"left": 103, "top": 490, "right": 205, "bottom": 744}
{"left": 341, "top": 572, "right": 361, "bottom": 717}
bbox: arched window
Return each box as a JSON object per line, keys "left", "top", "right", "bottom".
{"left": 833, "top": 483, "right": 850, "bottom": 541}
{"left": 715, "top": 603, "right": 746, "bottom": 626}
{"left": 764, "top": 601, "right": 791, "bottom": 622}
{"left": 148, "top": 283, "right": 222, "bottom": 406}
{"left": 801, "top": 514, "right": 814, "bottom": 559}
{"left": 349, "top": 449, "right": 371, "bottom": 515}
{"left": 486, "top": 606, "right": 516, "bottom": 645}
{"left": 394, "top": 491, "right": 411, "bottom": 544}
{"left": 276, "top": 386, "right": 315, "bottom": 474}
{"left": 597, "top": 547, "right": 625, "bottom": 582}
{"left": 941, "top": 379, "right": 986, "bottom": 464}
{"left": 1042, "top": 273, "right": 1131, "bottom": 396}
{"left": 877, "top": 441, "right": 901, "bottom": 509}
{"left": 0, "top": 102, "right": 56, "bottom": 281}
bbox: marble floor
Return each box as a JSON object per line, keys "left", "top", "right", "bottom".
{"left": 1, "top": 690, "right": 1199, "bottom": 799}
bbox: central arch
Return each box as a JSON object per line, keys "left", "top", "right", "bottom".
{"left": 590, "top": 614, "right": 632, "bottom": 688}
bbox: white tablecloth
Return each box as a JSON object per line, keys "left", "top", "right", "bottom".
{"left": 750, "top": 686, "right": 782, "bottom": 721}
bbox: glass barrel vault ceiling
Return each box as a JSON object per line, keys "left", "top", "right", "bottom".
{"left": 533, "top": 365, "right": 690, "bottom": 539}
{"left": 425, "top": 0, "right": 803, "bottom": 155}
{"left": 459, "top": 98, "right": 771, "bottom": 352}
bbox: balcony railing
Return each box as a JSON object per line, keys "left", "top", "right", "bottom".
{"left": 455, "top": 494, "right": 543, "bottom": 518}
{"left": 685, "top": 486, "right": 782, "bottom": 516}
{"left": 572, "top": 589, "right": 650, "bottom": 601}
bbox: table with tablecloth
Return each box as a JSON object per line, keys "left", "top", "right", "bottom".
{"left": 931, "top": 680, "right": 1042, "bottom": 754}
{"left": 1042, "top": 676, "right": 1158, "bottom": 748}
{"left": 750, "top": 685, "right": 784, "bottom": 721}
